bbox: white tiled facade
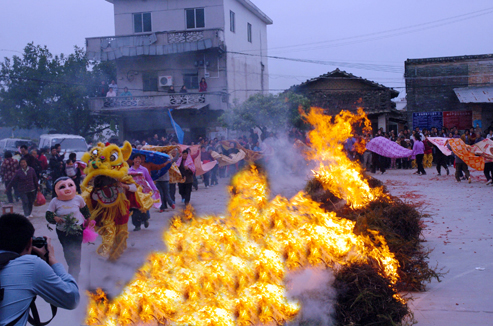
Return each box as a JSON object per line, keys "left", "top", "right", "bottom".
{"left": 88, "top": 0, "right": 271, "bottom": 104}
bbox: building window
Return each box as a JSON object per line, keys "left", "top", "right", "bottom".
{"left": 183, "top": 73, "right": 199, "bottom": 90}
{"left": 186, "top": 8, "right": 205, "bottom": 29}
{"left": 247, "top": 23, "right": 252, "bottom": 43}
{"left": 143, "top": 72, "right": 158, "bottom": 91}
{"left": 133, "top": 13, "right": 152, "bottom": 33}
{"left": 230, "top": 11, "right": 235, "bottom": 33}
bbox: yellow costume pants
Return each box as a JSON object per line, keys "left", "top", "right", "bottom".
{"left": 424, "top": 153, "right": 433, "bottom": 168}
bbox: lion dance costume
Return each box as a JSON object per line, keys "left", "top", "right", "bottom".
{"left": 81, "top": 142, "right": 154, "bottom": 261}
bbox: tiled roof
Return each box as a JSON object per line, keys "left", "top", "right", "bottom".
{"left": 288, "top": 68, "right": 399, "bottom": 97}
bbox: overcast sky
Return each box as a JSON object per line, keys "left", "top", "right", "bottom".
{"left": 1, "top": 0, "right": 492, "bottom": 100}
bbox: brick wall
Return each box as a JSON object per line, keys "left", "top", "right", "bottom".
{"left": 405, "top": 62, "right": 468, "bottom": 113}
{"left": 405, "top": 55, "right": 493, "bottom": 129}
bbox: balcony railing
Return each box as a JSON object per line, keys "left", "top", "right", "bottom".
{"left": 88, "top": 93, "right": 224, "bottom": 112}
{"left": 86, "top": 29, "right": 224, "bottom": 61}
{"left": 103, "top": 96, "right": 156, "bottom": 108}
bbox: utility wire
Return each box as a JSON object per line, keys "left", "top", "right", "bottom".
{"left": 226, "top": 51, "right": 403, "bottom": 73}
{"left": 2, "top": 74, "right": 489, "bottom": 94}
{"left": 2, "top": 73, "right": 490, "bottom": 91}
{"left": 263, "top": 6, "right": 493, "bottom": 54}
{"left": 0, "top": 49, "right": 23, "bottom": 54}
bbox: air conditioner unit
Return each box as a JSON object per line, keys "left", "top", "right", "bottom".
{"left": 159, "top": 76, "right": 173, "bottom": 87}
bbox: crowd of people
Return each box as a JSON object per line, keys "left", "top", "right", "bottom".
{"left": 356, "top": 126, "right": 493, "bottom": 184}
{"left": 0, "top": 144, "right": 80, "bottom": 217}
{"left": 2, "top": 124, "right": 492, "bottom": 220}
{"left": 1, "top": 122, "right": 493, "bottom": 325}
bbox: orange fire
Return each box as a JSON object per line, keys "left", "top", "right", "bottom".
{"left": 304, "top": 108, "right": 386, "bottom": 208}
{"left": 84, "top": 109, "right": 400, "bottom": 325}
{"left": 354, "top": 137, "right": 367, "bottom": 155}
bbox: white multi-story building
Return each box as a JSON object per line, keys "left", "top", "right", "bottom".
{"left": 86, "top": 0, "right": 272, "bottom": 142}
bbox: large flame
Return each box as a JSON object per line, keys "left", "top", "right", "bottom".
{"left": 85, "top": 109, "right": 400, "bottom": 325}
{"left": 85, "top": 167, "right": 399, "bottom": 325}
{"left": 304, "top": 107, "right": 385, "bottom": 208}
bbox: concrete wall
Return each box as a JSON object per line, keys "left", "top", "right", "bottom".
{"left": 102, "top": 0, "right": 271, "bottom": 140}
{"left": 223, "top": 0, "right": 269, "bottom": 103}
{"left": 113, "top": 0, "right": 224, "bottom": 35}
{"left": 114, "top": 50, "right": 227, "bottom": 96}
{"left": 110, "top": 0, "right": 271, "bottom": 106}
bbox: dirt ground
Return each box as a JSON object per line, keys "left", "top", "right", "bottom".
{"left": 4, "top": 164, "right": 492, "bottom": 325}
{"left": 377, "top": 166, "right": 493, "bottom": 326}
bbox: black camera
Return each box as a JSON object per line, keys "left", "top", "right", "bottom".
{"left": 32, "top": 236, "right": 49, "bottom": 261}
{"left": 32, "top": 236, "right": 47, "bottom": 248}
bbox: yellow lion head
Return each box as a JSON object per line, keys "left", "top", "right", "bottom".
{"left": 81, "top": 141, "right": 132, "bottom": 189}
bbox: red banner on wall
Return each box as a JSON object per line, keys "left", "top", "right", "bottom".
{"left": 443, "top": 111, "right": 472, "bottom": 130}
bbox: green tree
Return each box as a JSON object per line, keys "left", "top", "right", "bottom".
{"left": 0, "top": 43, "right": 116, "bottom": 138}
{"left": 220, "top": 92, "right": 311, "bottom": 132}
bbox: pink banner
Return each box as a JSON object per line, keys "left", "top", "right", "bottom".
{"left": 426, "top": 137, "right": 452, "bottom": 156}
{"left": 471, "top": 139, "right": 493, "bottom": 162}
{"left": 365, "top": 137, "right": 413, "bottom": 158}
{"left": 178, "top": 145, "right": 217, "bottom": 176}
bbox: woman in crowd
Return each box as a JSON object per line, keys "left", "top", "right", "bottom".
{"left": 129, "top": 154, "right": 158, "bottom": 231}
{"left": 177, "top": 150, "right": 195, "bottom": 205}
{"left": 423, "top": 137, "right": 433, "bottom": 168}
{"left": 411, "top": 134, "right": 426, "bottom": 175}
{"left": 0, "top": 151, "right": 19, "bottom": 203}
{"left": 199, "top": 78, "right": 207, "bottom": 92}
{"left": 6, "top": 158, "right": 38, "bottom": 217}
{"left": 35, "top": 148, "right": 48, "bottom": 171}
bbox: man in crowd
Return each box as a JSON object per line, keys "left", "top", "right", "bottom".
{"left": 55, "top": 144, "right": 66, "bottom": 160}
{"left": 0, "top": 213, "right": 80, "bottom": 325}
{"left": 151, "top": 134, "right": 160, "bottom": 145}
{"left": 120, "top": 87, "right": 132, "bottom": 97}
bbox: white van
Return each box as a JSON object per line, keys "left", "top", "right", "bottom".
{"left": 39, "top": 134, "right": 89, "bottom": 161}
{"left": 0, "top": 138, "right": 37, "bottom": 157}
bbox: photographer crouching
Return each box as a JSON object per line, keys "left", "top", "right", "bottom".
{"left": 0, "top": 213, "right": 80, "bottom": 326}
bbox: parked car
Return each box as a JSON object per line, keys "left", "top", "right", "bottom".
{"left": 0, "top": 138, "right": 37, "bottom": 157}
{"left": 39, "top": 134, "right": 89, "bottom": 161}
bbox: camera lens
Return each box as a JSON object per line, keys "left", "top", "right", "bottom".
{"left": 32, "top": 236, "right": 47, "bottom": 248}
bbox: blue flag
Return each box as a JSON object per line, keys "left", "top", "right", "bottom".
{"left": 168, "top": 109, "right": 184, "bottom": 144}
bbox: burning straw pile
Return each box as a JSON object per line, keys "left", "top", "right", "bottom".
{"left": 83, "top": 108, "right": 436, "bottom": 326}
{"left": 302, "top": 108, "right": 443, "bottom": 325}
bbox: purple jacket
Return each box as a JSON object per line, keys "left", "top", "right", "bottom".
{"left": 410, "top": 140, "right": 425, "bottom": 159}
{"left": 7, "top": 167, "right": 38, "bottom": 193}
